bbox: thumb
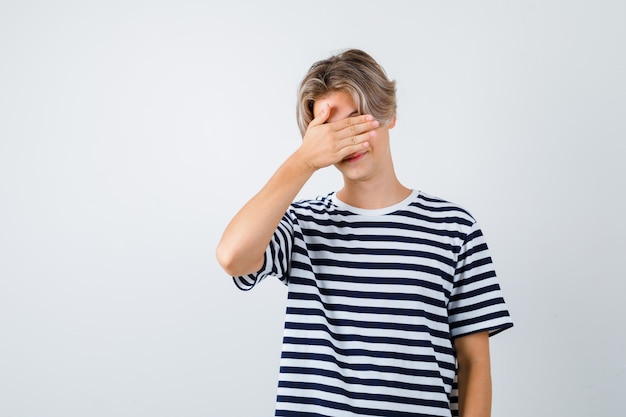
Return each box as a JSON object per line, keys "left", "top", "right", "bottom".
{"left": 307, "top": 104, "right": 330, "bottom": 129}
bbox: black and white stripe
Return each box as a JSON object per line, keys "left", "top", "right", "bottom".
{"left": 234, "top": 190, "right": 513, "bottom": 417}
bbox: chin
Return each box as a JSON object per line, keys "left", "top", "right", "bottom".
{"left": 339, "top": 169, "right": 374, "bottom": 183}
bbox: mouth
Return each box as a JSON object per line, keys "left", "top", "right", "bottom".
{"left": 342, "top": 152, "right": 366, "bottom": 163}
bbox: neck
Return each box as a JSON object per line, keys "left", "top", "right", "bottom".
{"left": 337, "top": 169, "right": 410, "bottom": 209}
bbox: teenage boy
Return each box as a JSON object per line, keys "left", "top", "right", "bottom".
{"left": 216, "top": 49, "right": 513, "bottom": 417}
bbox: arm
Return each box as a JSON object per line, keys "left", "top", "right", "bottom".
{"left": 454, "top": 331, "right": 492, "bottom": 417}
{"left": 215, "top": 106, "right": 379, "bottom": 277}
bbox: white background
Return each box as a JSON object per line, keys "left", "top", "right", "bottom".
{"left": 1, "top": 1, "right": 624, "bottom": 416}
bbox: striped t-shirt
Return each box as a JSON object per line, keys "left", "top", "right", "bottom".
{"left": 234, "top": 190, "right": 513, "bottom": 417}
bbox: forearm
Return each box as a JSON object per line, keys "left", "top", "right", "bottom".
{"left": 457, "top": 358, "right": 492, "bottom": 417}
{"left": 454, "top": 331, "right": 492, "bottom": 417}
{"left": 216, "top": 150, "right": 315, "bottom": 276}
{"left": 216, "top": 107, "right": 377, "bottom": 277}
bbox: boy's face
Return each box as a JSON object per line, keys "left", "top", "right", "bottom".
{"left": 313, "top": 90, "right": 396, "bottom": 184}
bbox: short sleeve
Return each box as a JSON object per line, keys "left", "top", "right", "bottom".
{"left": 448, "top": 221, "right": 513, "bottom": 338}
{"left": 232, "top": 211, "right": 294, "bottom": 291}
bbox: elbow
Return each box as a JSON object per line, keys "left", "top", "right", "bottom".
{"left": 215, "top": 243, "right": 238, "bottom": 276}
{"left": 215, "top": 242, "right": 261, "bottom": 277}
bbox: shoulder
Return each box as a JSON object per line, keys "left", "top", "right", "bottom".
{"left": 290, "top": 193, "right": 336, "bottom": 213}
{"left": 410, "top": 191, "right": 478, "bottom": 226}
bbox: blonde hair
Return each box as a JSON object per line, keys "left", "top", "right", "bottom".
{"left": 296, "top": 49, "right": 397, "bottom": 137}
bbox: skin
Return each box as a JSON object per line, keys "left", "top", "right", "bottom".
{"left": 215, "top": 90, "right": 493, "bottom": 417}
{"left": 455, "top": 331, "right": 493, "bottom": 417}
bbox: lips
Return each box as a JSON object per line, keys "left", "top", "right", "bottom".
{"left": 343, "top": 152, "right": 366, "bottom": 163}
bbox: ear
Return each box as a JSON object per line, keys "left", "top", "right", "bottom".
{"left": 388, "top": 115, "right": 397, "bottom": 129}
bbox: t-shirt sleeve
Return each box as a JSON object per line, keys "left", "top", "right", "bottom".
{"left": 232, "top": 212, "right": 294, "bottom": 291}
{"left": 448, "top": 221, "right": 513, "bottom": 338}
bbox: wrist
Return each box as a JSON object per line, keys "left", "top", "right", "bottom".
{"left": 290, "top": 148, "right": 319, "bottom": 175}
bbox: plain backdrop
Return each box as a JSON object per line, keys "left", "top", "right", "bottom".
{"left": 1, "top": 1, "right": 624, "bottom": 416}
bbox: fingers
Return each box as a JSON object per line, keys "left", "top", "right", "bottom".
{"left": 341, "top": 129, "right": 374, "bottom": 152}
{"left": 341, "top": 113, "right": 373, "bottom": 129}
{"left": 328, "top": 114, "right": 379, "bottom": 154}
{"left": 337, "top": 115, "right": 379, "bottom": 141}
